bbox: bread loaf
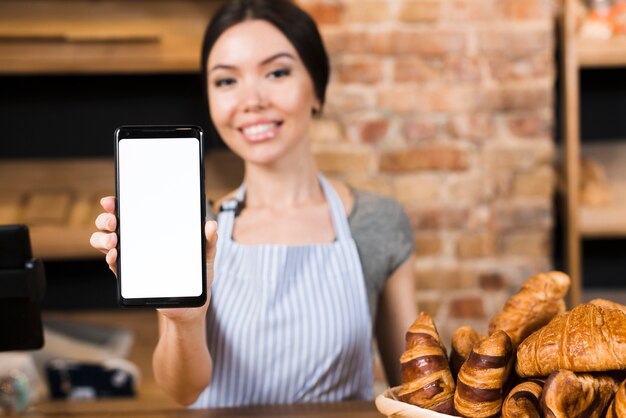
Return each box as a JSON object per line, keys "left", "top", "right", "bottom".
{"left": 606, "top": 378, "right": 626, "bottom": 418}
{"left": 488, "top": 271, "right": 570, "bottom": 346}
{"left": 454, "top": 330, "right": 514, "bottom": 417}
{"left": 516, "top": 304, "right": 626, "bottom": 377}
{"left": 501, "top": 379, "right": 544, "bottom": 418}
{"left": 398, "top": 312, "right": 456, "bottom": 414}
{"left": 450, "top": 326, "right": 485, "bottom": 380}
{"left": 540, "top": 369, "right": 618, "bottom": 418}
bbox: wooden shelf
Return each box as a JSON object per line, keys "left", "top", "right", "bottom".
{"left": 578, "top": 36, "right": 626, "bottom": 68}
{"left": 0, "top": 152, "right": 242, "bottom": 259}
{"left": 0, "top": 1, "right": 223, "bottom": 74}
{"left": 579, "top": 141, "right": 626, "bottom": 237}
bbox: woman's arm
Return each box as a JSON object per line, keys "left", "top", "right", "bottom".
{"left": 375, "top": 255, "right": 418, "bottom": 387}
{"left": 152, "top": 311, "right": 213, "bottom": 406}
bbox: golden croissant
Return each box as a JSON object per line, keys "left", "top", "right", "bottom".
{"left": 501, "top": 379, "right": 544, "bottom": 418}
{"left": 516, "top": 303, "right": 626, "bottom": 377}
{"left": 454, "top": 330, "right": 514, "bottom": 418}
{"left": 540, "top": 369, "right": 618, "bottom": 418}
{"left": 398, "top": 312, "right": 455, "bottom": 414}
{"left": 606, "top": 378, "right": 626, "bottom": 418}
{"left": 488, "top": 271, "right": 570, "bottom": 346}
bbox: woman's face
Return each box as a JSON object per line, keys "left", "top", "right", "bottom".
{"left": 207, "top": 20, "right": 320, "bottom": 166}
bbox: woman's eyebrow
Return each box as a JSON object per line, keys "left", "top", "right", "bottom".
{"left": 209, "top": 52, "right": 296, "bottom": 74}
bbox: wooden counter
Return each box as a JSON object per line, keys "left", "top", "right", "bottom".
{"left": 27, "top": 400, "right": 381, "bottom": 417}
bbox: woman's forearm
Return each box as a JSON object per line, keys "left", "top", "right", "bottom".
{"left": 152, "top": 312, "right": 213, "bottom": 406}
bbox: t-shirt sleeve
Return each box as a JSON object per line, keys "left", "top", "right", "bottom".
{"left": 349, "top": 189, "right": 416, "bottom": 319}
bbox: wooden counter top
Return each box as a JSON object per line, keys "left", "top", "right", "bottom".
{"left": 27, "top": 399, "right": 381, "bottom": 417}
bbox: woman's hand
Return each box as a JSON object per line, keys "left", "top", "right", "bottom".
{"left": 89, "top": 196, "right": 218, "bottom": 323}
{"left": 90, "top": 196, "right": 119, "bottom": 274}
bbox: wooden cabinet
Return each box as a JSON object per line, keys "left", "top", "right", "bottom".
{"left": 561, "top": 0, "right": 626, "bottom": 306}
{"left": 0, "top": 1, "right": 223, "bottom": 74}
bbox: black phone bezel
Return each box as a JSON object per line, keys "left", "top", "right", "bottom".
{"left": 114, "top": 125, "right": 207, "bottom": 308}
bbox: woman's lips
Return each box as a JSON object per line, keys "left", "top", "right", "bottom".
{"left": 239, "top": 121, "right": 282, "bottom": 142}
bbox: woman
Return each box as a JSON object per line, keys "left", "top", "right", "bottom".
{"left": 91, "top": 0, "right": 417, "bottom": 408}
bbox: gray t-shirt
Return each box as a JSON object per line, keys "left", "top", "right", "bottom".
{"left": 210, "top": 188, "right": 415, "bottom": 321}
{"left": 348, "top": 189, "right": 415, "bottom": 321}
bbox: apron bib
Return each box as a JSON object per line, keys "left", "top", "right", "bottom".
{"left": 192, "top": 175, "right": 372, "bottom": 407}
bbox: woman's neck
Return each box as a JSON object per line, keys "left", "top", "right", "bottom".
{"left": 242, "top": 155, "right": 323, "bottom": 210}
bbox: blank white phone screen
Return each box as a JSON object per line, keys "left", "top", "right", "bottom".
{"left": 118, "top": 138, "right": 202, "bottom": 299}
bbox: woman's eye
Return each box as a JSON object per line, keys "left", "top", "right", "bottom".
{"left": 214, "top": 78, "right": 236, "bottom": 88}
{"left": 268, "top": 68, "right": 291, "bottom": 79}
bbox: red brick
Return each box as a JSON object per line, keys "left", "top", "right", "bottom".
{"left": 506, "top": 112, "right": 553, "bottom": 138}
{"left": 415, "top": 233, "right": 443, "bottom": 257}
{"left": 404, "top": 205, "right": 471, "bottom": 229}
{"left": 416, "top": 299, "right": 442, "bottom": 317}
{"left": 325, "top": 86, "right": 375, "bottom": 113}
{"left": 496, "top": 0, "right": 555, "bottom": 20}
{"left": 449, "top": 296, "right": 486, "bottom": 319}
{"left": 378, "top": 87, "right": 424, "bottom": 113}
{"left": 336, "top": 58, "right": 384, "bottom": 84}
{"left": 314, "top": 149, "right": 372, "bottom": 173}
{"left": 415, "top": 267, "right": 462, "bottom": 290}
{"left": 487, "top": 52, "right": 553, "bottom": 81}
{"left": 379, "top": 146, "right": 469, "bottom": 172}
{"left": 393, "top": 174, "right": 441, "bottom": 203}
{"left": 403, "top": 117, "right": 440, "bottom": 144}
{"left": 441, "top": 0, "right": 499, "bottom": 21}
{"left": 457, "top": 232, "right": 497, "bottom": 259}
{"left": 501, "top": 230, "right": 550, "bottom": 257}
{"left": 399, "top": 0, "right": 442, "bottom": 22}
{"left": 379, "top": 86, "right": 488, "bottom": 114}
{"left": 346, "top": 119, "right": 389, "bottom": 144}
{"left": 343, "top": 0, "right": 391, "bottom": 23}
{"left": 444, "top": 55, "right": 482, "bottom": 82}
{"left": 448, "top": 113, "right": 494, "bottom": 141}
{"left": 512, "top": 166, "right": 555, "bottom": 198}
{"left": 478, "top": 28, "right": 553, "bottom": 58}
{"left": 393, "top": 57, "right": 441, "bottom": 83}
{"left": 479, "top": 272, "right": 507, "bottom": 290}
{"left": 492, "top": 202, "right": 553, "bottom": 231}
{"left": 486, "top": 85, "right": 553, "bottom": 111}
{"left": 298, "top": 2, "right": 344, "bottom": 25}
{"left": 372, "top": 29, "right": 467, "bottom": 56}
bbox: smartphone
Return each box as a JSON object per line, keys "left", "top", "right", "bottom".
{"left": 114, "top": 126, "right": 206, "bottom": 308}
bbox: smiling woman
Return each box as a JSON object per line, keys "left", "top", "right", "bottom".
{"left": 90, "top": 0, "right": 418, "bottom": 409}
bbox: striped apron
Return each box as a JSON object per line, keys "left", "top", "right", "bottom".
{"left": 191, "top": 175, "right": 373, "bottom": 407}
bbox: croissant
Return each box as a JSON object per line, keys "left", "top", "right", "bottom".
{"left": 516, "top": 303, "right": 626, "bottom": 377}
{"left": 454, "top": 330, "right": 514, "bottom": 418}
{"left": 540, "top": 369, "right": 618, "bottom": 418}
{"left": 398, "top": 312, "right": 456, "bottom": 414}
{"left": 501, "top": 379, "right": 544, "bottom": 418}
{"left": 606, "top": 379, "right": 626, "bottom": 418}
{"left": 589, "top": 298, "right": 626, "bottom": 316}
{"left": 488, "top": 271, "right": 570, "bottom": 346}
{"left": 450, "top": 326, "right": 485, "bottom": 380}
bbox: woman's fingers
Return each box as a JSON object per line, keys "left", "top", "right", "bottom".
{"left": 89, "top": 231, "right": 117, "bottom": 253}
{"left": 95, "top": 212, "right": 117, "bottom": 232}
{"left": 105, "top": 248, "right": 118, "bottom": 275}
{"left": 205, "top": 220, "right": 218, "bottom": 263}
{"left": 101, "top": 196, "right": 116, "bottom": 213}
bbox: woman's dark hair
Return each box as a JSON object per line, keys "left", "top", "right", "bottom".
{"left": 201, "top": 0, "right": 330, "bottom": 112}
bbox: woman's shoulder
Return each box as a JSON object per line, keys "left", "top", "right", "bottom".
{"left": 349, "top": 188, "right": 409, "bottom": 222}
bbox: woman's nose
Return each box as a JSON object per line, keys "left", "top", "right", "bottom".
{"left": 241, "top": 82, "right": 268, "bottom": 112}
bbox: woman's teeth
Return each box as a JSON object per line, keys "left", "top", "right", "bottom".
{"left": 243, "top": 123, "right": 276, "bottom": 136}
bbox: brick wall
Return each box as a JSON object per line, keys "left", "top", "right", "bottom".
{"left": 299, "top": 0, "right": 556, "bottom": 344}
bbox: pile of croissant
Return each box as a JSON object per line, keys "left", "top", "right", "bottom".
{"left": 398, "top": 271, "right": 626, "bottom": 418}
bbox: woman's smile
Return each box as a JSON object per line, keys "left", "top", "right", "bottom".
{"left": 238, "top": 120, "right": 283, "bottom": 143}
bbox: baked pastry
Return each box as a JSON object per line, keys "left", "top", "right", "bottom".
{"left": 398, "top": 312, "right": 456, "bottom": 414}
{"left": 516, "top": 303, "right": 626, "bottom": 377}
{"left": 540, "top": 369, "right": 618, "bottom": 418}
{"left": 589, "top": 298, "right": 626, "bottom": 316}
{"left": 501, "top": 379, "right": 544, "bottom": 418}
{"left": 454, "top": 330, "right": 514, "bottom": 417}
{"left": 606, "top": 378, "right": 626, "bottom": 418}
{"left": 449, "top": 326, "right": 485, "bottom": 380}
{"left": 488, "top": 271, "right": 570, "bottom": 346}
